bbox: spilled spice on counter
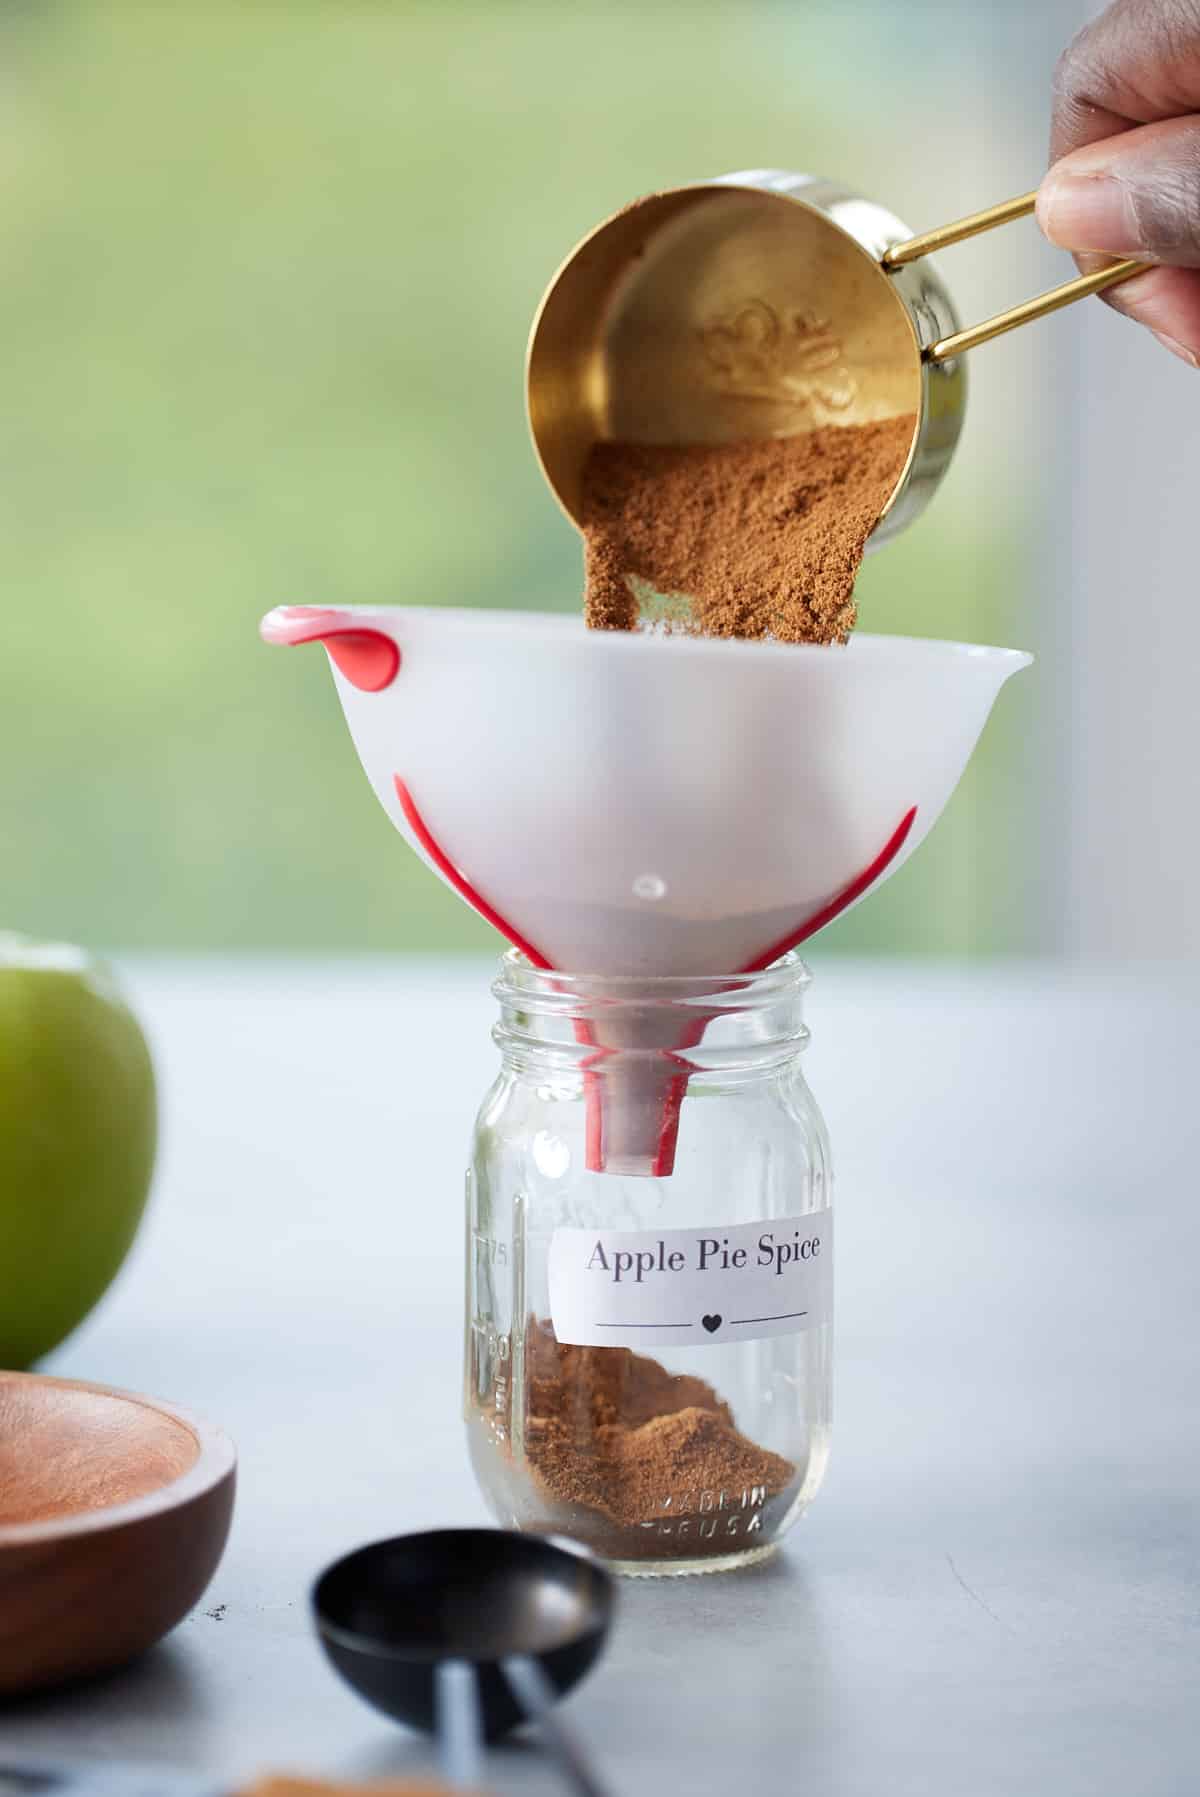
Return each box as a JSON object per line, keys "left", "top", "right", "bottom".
{"left": 582, "top": 414, "right": 915, "bottom": 643}
{"left": 238, "top": 1780, "right": 457, "bottom": 1796}
{"left": 522, "top": 1319, "right": 795, "bottom": 1534}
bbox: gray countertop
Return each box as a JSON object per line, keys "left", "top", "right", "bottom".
{"left": 6, "top": 958, "right": 1198, "bottom": 1797}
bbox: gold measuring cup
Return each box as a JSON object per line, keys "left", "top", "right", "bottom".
{"left": 527, "top": 170, "right": 1141, "bottom": 548}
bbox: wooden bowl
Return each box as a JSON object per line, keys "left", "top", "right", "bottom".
{"left": 0, "top": 1371, "right": 236, "bottom": 1695}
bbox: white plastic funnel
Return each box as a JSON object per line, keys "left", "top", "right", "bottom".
{"left": 262, "top": 606, "right": 1030, "bottom": 1172}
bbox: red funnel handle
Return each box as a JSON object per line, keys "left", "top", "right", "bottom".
{"left": 260, "top": 606, "right": 400, "bottom": 693}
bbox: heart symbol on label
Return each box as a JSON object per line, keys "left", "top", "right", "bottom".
{"left": 701, "top": 1314, "right": 723, "bottom": 1334}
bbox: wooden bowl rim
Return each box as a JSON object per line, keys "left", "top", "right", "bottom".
{"left": 0, "top": 1370, "right": 236, "bottom": 1547}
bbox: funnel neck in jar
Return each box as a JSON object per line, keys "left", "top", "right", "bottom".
{"left": 492, "top": 952, "right": 811, "bottom": 1180}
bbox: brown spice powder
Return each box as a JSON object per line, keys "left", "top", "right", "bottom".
{"left": 522, "top": 1320, "right": 795, "bottom": 1534}
{"left": 238, "top": 1782, "right": 456, "bottom": 1797}
{"left": 581, "top": 415, "right": 916, "bottom": 644}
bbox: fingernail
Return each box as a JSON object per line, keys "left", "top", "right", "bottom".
{"left": 1151, "top": 331, "right": 1200, "bottom": 369}
{"left": 1037, "top": 172, "right": 1133, "bottom": 253}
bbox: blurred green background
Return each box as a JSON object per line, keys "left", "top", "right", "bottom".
{"left": 0, "top": 1, "right": 1053, "bottom": 957}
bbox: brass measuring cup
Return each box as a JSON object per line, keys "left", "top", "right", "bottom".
{"left": 527, "top": 170, "right": 1141, "bottom": 548}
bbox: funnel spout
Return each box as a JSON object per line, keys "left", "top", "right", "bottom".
{"left": 494, "top": 956, "right": 813, "bottom": 1183}
{"left": 583, "top": 1056, "right": 691, "bottom": 1178}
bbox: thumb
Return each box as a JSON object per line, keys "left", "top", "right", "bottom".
{"left": 1037, "top": 115, "right": 1200, "bottom": 266}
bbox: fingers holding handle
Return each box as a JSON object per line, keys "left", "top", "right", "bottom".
{"left": 1041, "top": 0, "right": 1200, "bottom": 364}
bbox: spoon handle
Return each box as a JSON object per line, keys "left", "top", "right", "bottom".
{"left": 502, "top": 1655, "right": 612, "bottom": 1797}
{"left": 435, "top": 1658, "right": 485, "bottom": 1790}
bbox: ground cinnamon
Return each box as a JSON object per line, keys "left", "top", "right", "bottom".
{"left": 520, "top": 1320, "right": 795, "bottom": 1549}
{"left": 581, "top": 415, "right": 915, "bottom": 643}
{"left": 239, "top": 1783, "right": 455, "bottom": 1797}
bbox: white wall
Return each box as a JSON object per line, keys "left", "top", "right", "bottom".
{"left": 1060, "top": 282, "right": 1200, "bottom": 960}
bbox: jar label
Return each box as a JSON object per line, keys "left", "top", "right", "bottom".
{"left": 547, "top": 1209, "right": 832, "bottom": 1349}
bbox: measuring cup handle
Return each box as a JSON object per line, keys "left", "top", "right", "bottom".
{"left": 435, "top": 1659, "right": 486, "bottom": 1791}
{"left": 881, "top": 190, "right": 1144, "bottom": 362}
{"left": 502, "top": 1655, "right": 611, "bottom": 1797}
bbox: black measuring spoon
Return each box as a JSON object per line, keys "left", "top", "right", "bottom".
{"left": 312, "top": 1528, "right": 615, "bottom": 1793}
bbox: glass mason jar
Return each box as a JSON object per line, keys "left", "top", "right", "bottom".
{"left": 465, "top": 951, "right": 832, "bottom": 1577}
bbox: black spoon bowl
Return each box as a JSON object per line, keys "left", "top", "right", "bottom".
{"left": 312, "top": 1528, "right": 615, "bottom": 1743}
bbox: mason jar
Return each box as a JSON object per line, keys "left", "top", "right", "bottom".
{"left": 464, "top": 950, "right": 832, "bottom": 1577}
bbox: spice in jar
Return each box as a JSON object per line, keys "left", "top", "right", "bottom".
{"left": 581, "top": 415, "right": 915, "bottom": 643}
{"left": 483, "top": 1319, "right": 797, "bottom": 1561}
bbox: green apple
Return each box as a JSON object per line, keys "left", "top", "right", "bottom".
{"left": 0, "top": 934, "right": 156, "bottom": 1366}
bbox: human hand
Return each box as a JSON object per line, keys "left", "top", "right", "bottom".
{"left": 1037, "top": 0, "right": 1200, "bottom": 366}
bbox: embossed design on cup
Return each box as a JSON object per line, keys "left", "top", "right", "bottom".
{"left": 698, "top": 299, "right": 857, "bottom": 416}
